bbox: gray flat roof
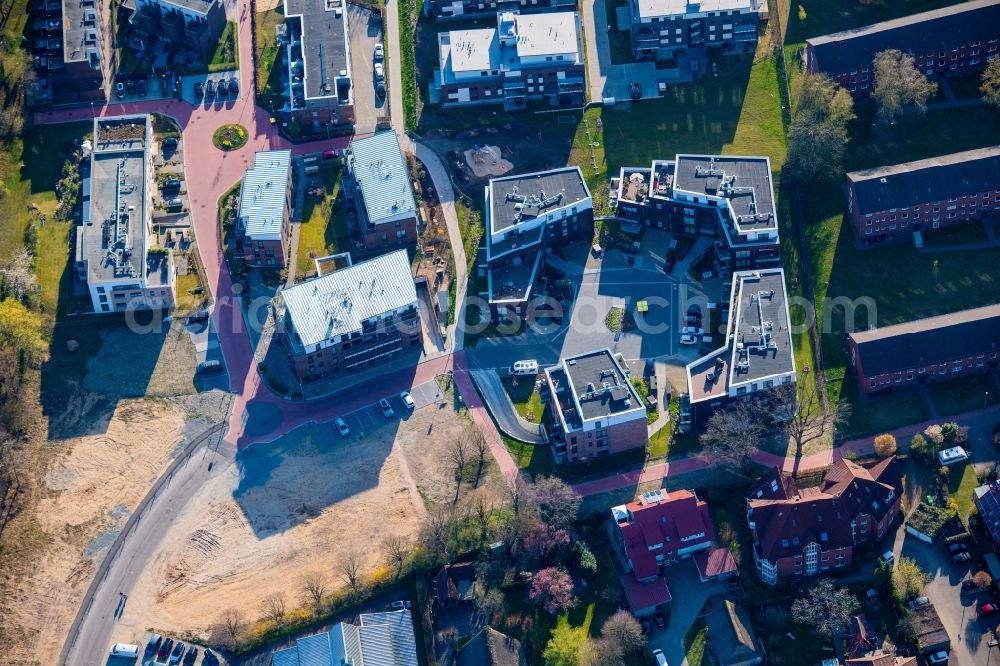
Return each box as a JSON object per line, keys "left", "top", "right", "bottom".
{"left": 488, "top": 248, "right": 542, "bottom": 304}
{"left": 674, "top": 154, "right": 776, "bottom": 231}
{"left": 562, "top": 349, "right": 643, "bottom": 422}
{"left": 489, "top": 167, "right": 591, "bottom": 234}
{"left": 158, "top": 0, "right": 219, "bottom": 17}
{"left": 78, "top": 115, "right": 152, "bottom": 285}
{"left": 729, "top": 269, "right": 794, "bottom": 385}
{"left": 62, "top": 0, "right": 101, "bottom": 66}
{"left": 635, "top": 0, "right": 755, "bottom": 20}
{"left": 285, "top": 0, "right": 352, "bottom": 101}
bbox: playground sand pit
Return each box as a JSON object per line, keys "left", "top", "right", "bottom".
{"left": 463, "top": 145, "right": 513, "bottom": 178}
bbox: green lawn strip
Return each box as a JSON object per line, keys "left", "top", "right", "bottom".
{"left": 295, "top": 166, "right": 347, "bottom": 280}
{"left": 255, "top": 8, "right": 286, "bottom": 107}
{"left": 210, "top": 21, "right": 239, "bottom": 69}
{"left": 399, "top": 0, "right": 420, "bottom": 128}
{"left": 949, "top": 464, "right": 979, "bottom": 525}
{"left": 683, "top": 609, "right": 709, "bottom": 666}
{"left": 629, "top": 378, "right": 658, "bottom": 424}
{"left": 929, "top": 374, "right": 1000, "bottom": 417}
{"left": 921, "top": 220, "right": 989, "bottom": 247}
{"left": 501, "top": 434, "right": 554, "bottom": 478}
{"left": 499, "top": 375, "right": 544, "bottom": 420}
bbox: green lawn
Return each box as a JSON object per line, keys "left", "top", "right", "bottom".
{"left": 500, "top": 375, "right": 544, "bottom": 421}
{"left": 784, "top": 0, "right": 963, "bottom": 48}
{"left": 929, "top": 374, "right": 1000, "bottom": 417}
{"left": 209, "top": 21, "right": 239, "bottom": 69}
{"left": 295, "top": 166, "right": 349, "bottom": 280}
{"left": 922, "top": 220, "right": 989, "bottom": 247}
{"left": 832, "top": 379, "right": 931, "bottom": 440}
{"left": 255, "top": 8, "right": 286, "bottom": 109}
{"left": 949, "top": 463, "right": 979, "bottom": 525}
{"left": 683, "top": 614, "right": 709, "bottom": 666}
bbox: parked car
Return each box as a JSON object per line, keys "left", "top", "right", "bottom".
{"left": 183, "top": 644, "right": 198, "bottom": 665}
{"left": 203, "top": 649, "right": 219, "bottom": 666}
{"left": 880, "top": 551, "right": 895, "bottom": 565}
{"left": 137, "top": 78, "right": 147, "bottom": 96}
{"left": 169, "top": 641, "right": 185, "bottom": 664}
{"left": 653, "top": 614, "right": 666, "bottom": 630}
{"left": 962, "top": 578, "right": 980, "bottom": 592}
{"left": 928, "top": 652, "right": 949, "bottom": 664}
{"left": 390, "top": 599, "right": 411, "bottom": 609}
{"left": 687, "top": 304, "right": 702, "bottom": 319}
{"left": 639, "top": 618, "right": 652, "bottom": 635}
{"left": 162, "top": 136, "right": 179, "bottom": 150}
{"left": 679, "top": 334, "right": 698, "bottom": 345}
{"left": 158, "top": 638, "right": 173, "bottom": 661}
{"left": 376, "top": 81, "right": 386, "bottom": 100}
{"left": 229, "top": 77, "right": 239, "bottom": 96}
{"left": 196, "top": 360, "right": 223, "bottom": 374}
{"left": 511, "top": 359, "right": 539, "bottom": 375}
{"left": 979, "top": 603, "right": 1000, "bottom": 617}
{"left": 652, "top": 648, "right": 668, "bottom": 666}
{"left": 116, "top": 81, "right": 126, "bottom": 99}
{"left": 400, "top": 391, "right": 415, "bottom": 410}
{"left": 629, "top": 81, "right": 641, "bottom": 100}
{"left": 681, "top": 326, "right": 705, "bottom": 335}
{"left": 948, "top": 542, "right": 969, "bottom": 553}
{"left": 378, "top": 398, "right": 394, "bottom": 419}
{"left": 126, "top": 78, "right": 136, "bottom": 95}
{"left": 145, "top": 634, "right": 162, "bottom": 656}
{"left": 374, "top": 62, "right": 385, "bottom": 81}
{"left": 161, "top": 178, "right": 182, "bottom": 191}
{"left": 335, "top": 417, "right": 350, "bottom": 437}
{"left": 109, "top": 644, "right": 139, "bottom": 659}
{"left": 939, "top": 446, "right": 969, "bottom": 466}
{"left": 205, "top": 79, "right": 215, "bottom": 97}
{"left": 217, "top": 78, "right": 228, "bottom": 97}
{"left": 952, "top": 552, "right": 972, "bottom": 564}
{"left": 194, "top": 81, "right": 204, "bottom": 98}
{"left": 374, "top": 43, "right": 384, "bottom": 61}
{"left": 164, "top": 197, "right": 183, "bottom": 210}
{"left": 323, "top": 149, "right": 340, "bottom": 159}
{"left": 662, "top": 256, "right": 676, "bottom": 273}
{"left": 907, "top": 596, "right": 930, "bottom": 609}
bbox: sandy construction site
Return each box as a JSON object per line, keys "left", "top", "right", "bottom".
{"left": 114, "top": 393, "right": 500, "bottom": 640}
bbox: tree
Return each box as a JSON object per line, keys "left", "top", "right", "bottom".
{"left": 543, "top": 621, "right": 589, "bottom": 666}
{"left": 448, "top": 434, "right": 471, "bottom": 502}
{"left": 582, "top": 638, "right": 623, "bottom": 666}
{"left": 910, "top": 433, "right": 933, "bottom": 462}
{"left": 974, "top": 570, "right": 993, "bottom": 589}
{"left": 785, "top": 73, "right": 856, "bottom": 182}
{"left": 421, "top": 506, "right": 457, "bottom": 564}
{"left": 891, "top": 556, "right": 929, "bottom": 603}
{"left": 301, "top": 571, "right": 328, "bottom": 609}
{"left": 531, "top": 476, "right": 581, "bottom": 531}
{"left": 259, "top": 591, "right": 287, "bottom": 626}
{"left": 600, "top": 610, "right": 645, "bottom": 657}
{"left": 476, "top": 587, "right": 506, "bottom": 625}
{"left": 524, "top": 522, "right": 571, "bottom": 562}
{"left": 1, "top": 249, "right": 36, "bottom": 303}
{"left": 338, "top": 552, "right": 364, "bottom": 598}
{"left": 529, "top": 567, "right": 577, "bottom": 615}
{"left": 700, "top": 398, "right": 765, "bottom": 472}
{"left": 383, "top": 535, "right": 409, "bottom": 578}
{"left": 470, "top": 428, "right": 489, "bottom": 488}
{"left": 221, "top": 608, "right": 245, "bottom": 648}
{"left": 575, "top": 541, "right": 597, "bottom": 576}
{"left": 873, "top": 433, "right": 897, "bottom": 458}
{"left": 791, "top": 579, "right": 860, "bottom": 639}
{"left": 940, "top": 422, "right": 969, "bottom": 447}
{"left": 873, "top": 49, "right": 938, "bottom": 122}
{"left": 0, "top": 298, "right": 48, "bottom": 367}
{"left": 981, "top": 57, "right": 1000, "bottom": 108}
{"left": 770, "top": 382, "right": 821, "bottom": 458}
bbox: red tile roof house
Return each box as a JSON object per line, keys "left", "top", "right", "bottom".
{"left": 843, "top": 146, "right": 1000, "bottom": 246}
{"left": 847, "top": 304, "right": 1000, "bottom": 396}
{"left": 747, "top": 457, "right": 902, "bottom": 585}
{"left": 612, "top": 489, "right": 735, "bottom": 617}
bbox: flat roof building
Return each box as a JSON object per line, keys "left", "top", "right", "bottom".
{"left": 29, "top": 0, "right": 111, "bottom": 105}
{"left": 346, "top": 132, "right": 419, "bottom": 251}
{"left": 272, "top": 609, "right": 418, "bottom": 666}
{"left": 629, "top": 0, "right": 763, "bottom": 61}
{"left": 238, "top": 150, "right": 293, "bottom": 268}
{"left": 545, "top": 349, "right": 647, "bottom": 463}
{"left": 279, "top": 249, "right": 422, "bottom": 380}
{"left": 75, "top": 114, "right": 174, "bottom": 313}
{"left": 284, "top": 0, "right": 355, "bottom": 133}
{"left": 683, "top": 268, "right": 794, "bottom": 430}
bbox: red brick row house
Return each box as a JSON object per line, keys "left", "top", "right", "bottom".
{"left": 847, "top": 304, "right": 1000, "bottom": 395}
{"left": 844, "top": 146, "right": 1000, "bottom": 245}
{"left": 612, "top": 489, "right": 735, "bottom": 616}
{"left": 804, "top": 0, "right": 1000, "bottom": 98}
{"left": 747, "top": 457, "right": 902, "bottom": 585}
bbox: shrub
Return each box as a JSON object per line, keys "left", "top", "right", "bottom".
{"left": 873, "top": 433, "right": 897, "bottom": 458}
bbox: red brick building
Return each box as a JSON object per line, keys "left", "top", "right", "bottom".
{"left": 848, "top": 304, "right": 1000, "bottom": 395}
{"left": 346, "top": 132, "right": 418, "bottom": 251}
{"left": 612, "top": 488, "right": 734, "bottom": 616}
{"left": 844, "top": 146, "right": 1000, "bottom": 245}
{"left": 237, "top": 150, "right": 293, "bottom": 268}
{"left": 748, "top": 457, "right": 902, "bottom": 585}
{"left": 804, "top": 0, "right": 1000, "bottom": 98}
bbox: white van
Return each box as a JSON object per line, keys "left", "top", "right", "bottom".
{"left": 938, "top": 446, "right": 969, "bottom": 466}
{"left": 510, "top": 360, "right": 539, "bottom": 376}
{"left": 109, "top": 643, "right": 140, "bottom": 659}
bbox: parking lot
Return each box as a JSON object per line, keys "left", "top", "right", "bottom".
{"left": 328, "top": 379, "right": 443, "bottom": 438}
{"left": 180, "top": 70, "right": 241, "bottom": 107}
{"left": 347, "top": 5, "right": 386, "bottom": 135}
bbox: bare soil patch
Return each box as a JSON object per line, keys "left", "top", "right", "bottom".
{"left": 83, "top": 320, "right": 198, "bottom": 397}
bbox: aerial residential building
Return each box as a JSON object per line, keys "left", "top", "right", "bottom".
{"left": 278, "top": 250, "right": 421, "bottom": 381}
{"left": 844, "top": 146, "right": 1000, "bottom": 245}
{"left": 545, "top": 349, "right": 647, "bottom": 464}
{"left": 425, "top": 0, "right": 576, "bottom": 20}
{"left": 272, "top": 610, "right": 419, "bottom": 666}
{"left": 629, "top": 0, "right": 764, "bottom": 61}
{"left": 346, "top": 132, "right": 418, "bottom": 250}
{"left": 613, "top": 154, "right": 781, "bottom": 272}
{"left": 847, "top": 304, "right": 1000, "bottom": 395}
{"left": 237, "top": 150, "right": 293, "bottom": 268}
{"left": 804, "top": 0, "right": 1000, "bottom": 97}
{"left": 611, "top": 488, "right": 735, "bottom": 617}
{"left": 122, "top": 0, "right": 227, "bottom": 58}
{"left": 75, "top": 114, "right": 175, "bottom": 313}
{"left": 434, "top": 10, "right": 585, "bottom": 109}
{"left": 680, "top": 268, "right": 794, "bottom": 432}
{"left": 29, "top": 0, "right": 111, "bottom": 105}
{"left": 747, "top": 457, "right": 902, "bottom": 585}
{"left": 284, "top": 0, "right": 355, "bottom": 134}
{"left": 483, "top": 167, "right": 593, "bottom": 322}
{"left": 974, "top": 482, "right": 1000, "bottom": 550}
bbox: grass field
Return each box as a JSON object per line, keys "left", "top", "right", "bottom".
{"left": 950, "top": 463, "right": 979, "bottom": 525}
{"left": 929, "top": 374, "right": 1000, "bottom": 417}
{"left": 255, "top": 8, "right": 286, "bottom": 109}
{"left": 683, "top": 612, "right": 709, "bottom": 666}
{"left": 500, "top": 375, "right": 544, "bottom": 421}
{"left": 295, "top": 166, "right": 349, "bottom": 280}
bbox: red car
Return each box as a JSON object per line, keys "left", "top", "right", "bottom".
{"left": 978, "top": 603, "right": 999, "bottom": 617}
{"left": 323, "top": 149, "right": 340, "bottom": 159}
{"left": 157, "top": 638, "right": 173, "bottom": 661}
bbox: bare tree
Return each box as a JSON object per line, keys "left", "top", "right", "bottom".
{"left": 383, "top": 535, "right": 409, "bottom": 578}
{"left": 421, "top": 506, "right": 457, "bottom": 564}
{"left": 474, "top": 495, "right": 491, "bottom": 546}
{"left": 448, "top": 434, "right": 472, "bottom": 503}
{"left": 770, "top": 383, "right": 820, "bottom": 459}
{"left": 873, "top": 49, "right": 938, "bottom": 122}
{"left": 531, "top": 476, "right": 581, "bottom": 531}
{"left": 221, "top": 608, "right": 245, "bottom": 648}
{"left": 700, "top": 399, "right": 765, "bottom": 473}
{"left": 791, "top": 579, "right": 859, "bottom": 639}
{"left": 259, "top": 592, "right": 287, "bottom": 627}
{"left": 470, "top": 429, "right": 489, "bottom": 487}
{"left": 338, "top": 552, "right": 364, "bottom": 598}
{"left": 301, "top": 571, "right": 328, "bottom": 609}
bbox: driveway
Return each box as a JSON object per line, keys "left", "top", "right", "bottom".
{"left": 348, "top": 4, "right": 386, "bottom": 135}
{"left": 647, "top": 562, "right": 729, "bottom": 666}
{"left": 901, "top": 531, "right": 999, "bottom": 665}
